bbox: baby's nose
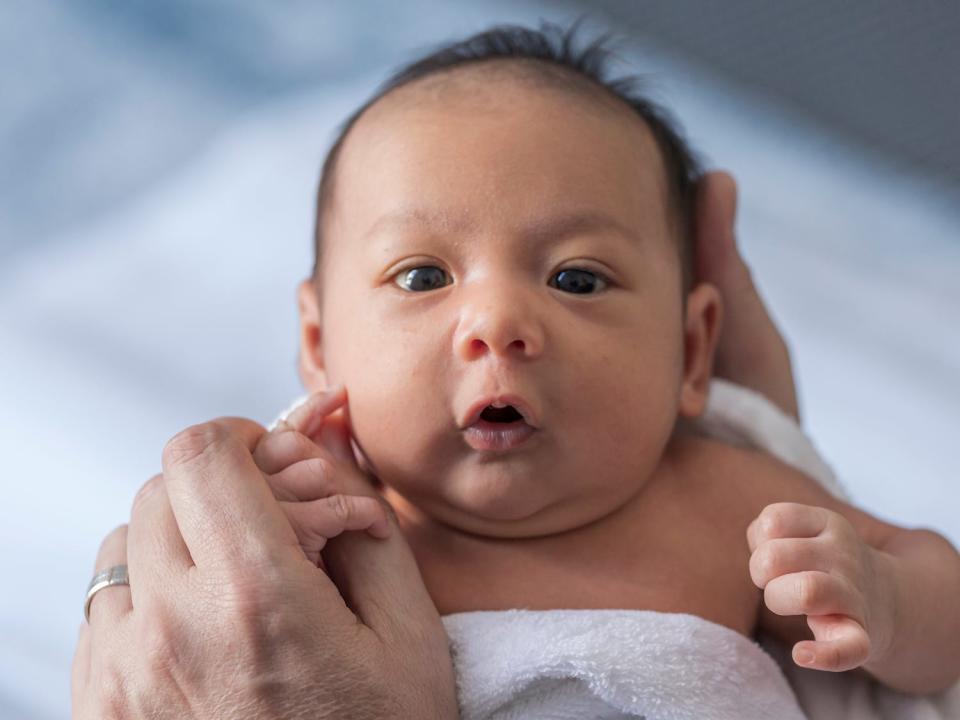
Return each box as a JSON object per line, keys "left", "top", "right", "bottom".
{"left": 453, "top": 286, "right": 544, "bottom": 361}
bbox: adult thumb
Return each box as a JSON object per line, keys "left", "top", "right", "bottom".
{"left": 694, "top": 169, "right": 741, "bottom": 288}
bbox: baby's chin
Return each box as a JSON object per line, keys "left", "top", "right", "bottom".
{"left": 381, "top": 483, "right": 622, "bottom": 541}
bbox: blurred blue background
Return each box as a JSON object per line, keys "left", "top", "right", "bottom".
{"left": 1, "top": 2, "right": 958, "bottom": 717}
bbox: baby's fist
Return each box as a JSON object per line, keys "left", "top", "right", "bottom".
{"left": 747, "top": 502, "right": 895, "bottom": 672}
{"left": 254, "top": 388, "right": 391, "bottom": 567}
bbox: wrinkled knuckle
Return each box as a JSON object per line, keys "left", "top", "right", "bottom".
{"left": 304, "top": 453, "right": 336, "bottom": 481}
{"left": 755, "top": 547, "right": 778, "bottom": 582}
{"left": 137, "top": 612, "right": 179, "bottom": 677}
{"left": 838, "top": 549, "right": 860, "bottom": 582}
{"left": 105, "top": 522, "right": 128, "bottom": 544}
{"left": 163, "top": 423, "right": 226, "bottom": 468}
{"left": 98, "top": 524, "right": 128, "bottom": 556}
{"left": 761, "top": 504, "right": 791, "bottom": 535}
{"left": 213, "top": 580, "right": 283, "bottom": 663}
{"left": 291, "top": 430, "right": 324, "bottom": 459}
{"left": 95, "top": 662, "right": 129, "bottom": 718}
{"left": 329, "top": 494, "right": 353, "bottom": 524}
{"left": 797, "top": 574, "right": 822, "bottom": 611}
{"left": 219, "top": 567, "right": 280, "bottom": 620}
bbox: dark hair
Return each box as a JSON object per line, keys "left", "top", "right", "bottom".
{"left": 311, "top": 16, "right": 703, "bottom": 292}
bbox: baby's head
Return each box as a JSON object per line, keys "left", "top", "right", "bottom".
{"left": 295, "top": 20, "right": 722, "bottom": 539}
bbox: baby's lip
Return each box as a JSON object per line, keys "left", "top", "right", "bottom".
{"left": 459, "top": 394, "right": 539, "bottom": 430}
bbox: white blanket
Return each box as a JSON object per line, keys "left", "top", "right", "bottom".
{"left": 436, "top": 380, "right": 960, "bottom": 719}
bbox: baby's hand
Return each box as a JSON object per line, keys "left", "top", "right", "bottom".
{"left": 747, "top": 502, "right": 896, "bottom": 672}
{"left": 253, "top": 388, "right": 391, "bottom": 568}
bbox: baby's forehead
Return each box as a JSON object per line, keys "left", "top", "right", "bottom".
{"left": 343, "top": 74, "right": 667, "bottom": 198}
{"left": 363, "top": 60, "right": 653, "bottom": 147}
{"left": 319, "top": 63, "right": 677, "bottom": 265}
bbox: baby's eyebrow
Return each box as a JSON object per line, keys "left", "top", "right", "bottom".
{"left": 365, "top": 207, "right": 471, "bottom": 240}
{"left": 365, "top": 207, "right": 640, "bottom": 248}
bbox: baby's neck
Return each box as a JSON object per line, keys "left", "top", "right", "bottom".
{"left": 375, "top": 441, "right": 687, "bottom": 561}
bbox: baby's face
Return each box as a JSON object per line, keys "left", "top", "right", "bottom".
{"left": 300, "top": 75, "right": 698, "bottom": 539}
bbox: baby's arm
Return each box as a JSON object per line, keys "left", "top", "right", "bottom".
{"left": 862, "top": 527, "right": 960, "bottom": 694}
{"left": 695, "top": 173, "right": 960, "bottom": 692}
{"left": 743, "top": 448, "right": 960, "bottom": 695}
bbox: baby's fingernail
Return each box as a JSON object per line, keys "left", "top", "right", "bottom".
{"left": 796, "top": 649, "right": 815, "bottom": 665}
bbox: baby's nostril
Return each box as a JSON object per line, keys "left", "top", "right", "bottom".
{"left": 480, "top": 405, "right": 522, "bottom": 423}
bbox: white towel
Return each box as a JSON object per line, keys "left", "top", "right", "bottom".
{"left": 274, "top": 381, "right": 960, "bottom": 719}
{"left": 442, "top": 608, "right": 807, "bottom": 720}
{"left": 438, "top": 380, "right": 960, "bottom": 719}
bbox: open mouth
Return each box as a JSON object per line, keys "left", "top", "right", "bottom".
{"left": 479, "top": 405, "right": 524, "bottom": 423}
{"left": 465, "top": 404, "right": 536, "bottom": 451}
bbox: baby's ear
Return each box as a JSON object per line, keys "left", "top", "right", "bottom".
{"left": 678, "top": 282, "right": 723, "bottom": 418}
{"left": 297, "top": 278, "right": 329, "bottom": 391}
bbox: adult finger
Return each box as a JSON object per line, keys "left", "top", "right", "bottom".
{"left": 694, "top": 170, "right": 801, "bottom": 420}
{"left": 694, "top": 169, "right": 739, "bottom": 288}
{"left": 87, "top": 524, "right": 132, "bottom": 626}
{"left": 127, "top": 474, "right": 193, "bottom": 607}
{"left": 71, "top": 622, "right": 91, "bottom": 711}
{"left": 161, "top": 417, "right": 301, "bottom": 570}
{"left": 795, "top": 615, "right": 871, "bottom": 672}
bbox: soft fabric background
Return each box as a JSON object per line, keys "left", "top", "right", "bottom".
{"left": 1, "top": 2, "right": 957, "bottom": 718}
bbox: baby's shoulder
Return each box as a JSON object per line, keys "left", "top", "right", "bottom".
{"left": 656, "top": 434, "right": 773, "bottom": 530}
{"left": 665, "top": 432, "right": 833, "bottom": 513}
{"left": 663, "top": 432, "right": 901, "bottom": 550}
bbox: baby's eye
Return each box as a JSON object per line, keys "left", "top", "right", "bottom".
{"left": 393, "top": 266, "right": 451, "bottom": 292}
{"left": 549, "top": 268, "right": 608, "bottom": 295}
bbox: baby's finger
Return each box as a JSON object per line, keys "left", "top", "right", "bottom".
{"left": 311, "top": 410, "right": 357, "bottom": 465}
{"left": 763, "top": 570, "right": 866, "bottom": 626}
{"left": 268, "top": 457, "right": 341, "bottom": 502}
{"left": 749, "top": 536, "right": 832, "bottom": 589}
{"left": 254, "top": 427, "right": 328, "bottom": 477}
{"left": 748, "top": 503, "right": 830, "bottom": 550}
{"left": 280, "top": 494, "right": 391, "bottom": 562}
{"left": 794, "top": 614, "right": 871, "bottom": 672}
{"left": 281, "top": 385, "right": 346, "bottom": 437}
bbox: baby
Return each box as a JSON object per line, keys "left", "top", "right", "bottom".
{"left": 258, "top": 21, "right": 960, "bottom": 696}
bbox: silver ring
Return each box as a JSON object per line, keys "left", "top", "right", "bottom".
{"left": 84, "top": 564, "right": 130, "bottom": 623}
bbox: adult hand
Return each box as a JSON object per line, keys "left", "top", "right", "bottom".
{"left": 694, "top": 170, "right": 801, "bottom": 421}
{"left": 71, "top": 409, "right": 459, "bottom": 719}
